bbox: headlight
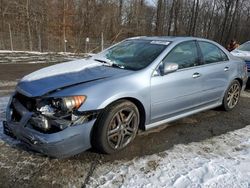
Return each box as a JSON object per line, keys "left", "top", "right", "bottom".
{"left": 52, "top": 96, "right": 86, "bottom": 112}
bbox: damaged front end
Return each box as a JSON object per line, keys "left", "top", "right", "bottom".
{"left": 3, "top": 92, "right": 100, "bottom": 158}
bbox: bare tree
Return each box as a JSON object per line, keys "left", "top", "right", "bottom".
{"left": 26, "top": 0, "right": 32, "bottom": 51}
{"left": 0, "top": 0, "right": 250, "bottom": 52}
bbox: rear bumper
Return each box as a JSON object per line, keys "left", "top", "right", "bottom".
{"left": 3, "top": 119, "right": 96, "bottom": 158}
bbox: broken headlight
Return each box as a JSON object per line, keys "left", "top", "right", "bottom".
{"left": 52, "top": 96, "right": 86, "bottom": 112}
{"left": 33, "top": 96, "right": 87, "bottom": 132}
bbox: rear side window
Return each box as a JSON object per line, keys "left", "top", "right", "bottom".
{"left": 198, "top": 41, "right": 228, "bottom": 64}
{"left": 163, "top": 41, "right": 199, "bottom": 69}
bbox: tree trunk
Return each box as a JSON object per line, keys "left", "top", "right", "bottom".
{"left": 206, "top": 0, "right": 216, "bottom": 38}
{"left": 220, "top": 0, "right": 233, "bottom": 44}
{"left": 63, "top": 0, "right": 67, "bottom": 52}
{"left": 0, "top": 0, "right": 5, "bottom": 49}
{"left": 191, "top": 0, "right": 199, "bottom": 36}
{"left": 173, "top": 0, "right": 182, "bottom": 35}
{"left": 188, "top": 0, "right": 196, "bottom": 35}
{"left": 167, "top": 0, "right": 175, "bottom": 35}
{"left": 118, "top": 0, "right": 123, "bottom": 25}
{"left": 225, "top": 0, "right": 239, "bottom": 43}
{"left": 155, "top": 0, "right": 163, "bottom": 35}
{"left": 26, "top": 0, "right": 32, "bottom": 51}
{"left": 8, "top": 23, "right": 13, "bottom": 51}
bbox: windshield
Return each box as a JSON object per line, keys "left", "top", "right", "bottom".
{"left": 101, "top": 40, "right": 169, "bottom": 70}
{"left": 237, "top": 42, "right": 250, "bottom": 52}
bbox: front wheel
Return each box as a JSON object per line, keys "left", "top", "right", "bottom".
{"left": 222, "top": 80, "right": 241, "bottom": 111}
{"left": 92, "top": 100, "right": 140, "bottom": 154}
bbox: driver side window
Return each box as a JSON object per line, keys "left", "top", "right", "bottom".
{"left": 162, "top": 41, "right": 199, "bottom": 69}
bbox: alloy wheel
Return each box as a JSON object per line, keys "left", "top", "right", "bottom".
{"left": 227, "top": 83, "right": 240, "bottom": 109}
{"left": 107, "top": 107, "right": 139, "bottom": 150}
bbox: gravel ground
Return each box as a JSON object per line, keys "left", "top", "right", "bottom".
{"left": 0, "top": 62, "right": 250, "bottom": 188}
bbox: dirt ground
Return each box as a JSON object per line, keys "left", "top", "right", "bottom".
{"left": 0, "top": 63, "right": 250, "bottom": 188}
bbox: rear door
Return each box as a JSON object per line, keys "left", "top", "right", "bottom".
{"left": 150, "top": 41, "right": 204, "bottom": 123}
{"left": 197, "top": 41, "right": 231, "bottom": 104}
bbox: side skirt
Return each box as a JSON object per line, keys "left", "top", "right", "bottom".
{"left": 145, "top": 102, "right": 222, "bottom": 130}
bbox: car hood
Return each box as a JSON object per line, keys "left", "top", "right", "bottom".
{"left": 231, "top": 49, "right": 250, "bottom": 61}
{"left": 16, "top": 59, "right": 131, "bottom": 97}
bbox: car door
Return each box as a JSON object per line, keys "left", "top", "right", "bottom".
{"left": 197, "top": 41, "right": 231, "bottom": 104}
{"left": 150, "top": 41, "right": 204, "bottom": 123}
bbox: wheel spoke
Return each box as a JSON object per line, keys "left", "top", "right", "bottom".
{"left": 108, "top": 126, "right": 120, "bottom": 138}
{"left": 119, "top": 134, "right": 124, "bottom": 147}
{"left": 126, "top": 111, "right": 135, "bottom": 125}
{"left": 232, "top": 99, "right": 235, "bottom": 106}
{"left": 124, "top": 129, "right": 133, "bottom": 137}
{"left": 115, "top": 112, "right": 123, "bottom": 125}
{"left": 125, "top": 131, "right": 133, "bottom": 136}
{"left": 115, "top": 133, "right": 124, "bottom": 148}
{"left": 228, "top": 98, "right": 233, "bottom": 108}
{"left": 126, "top": 126, "right": 135, "bottom": 132}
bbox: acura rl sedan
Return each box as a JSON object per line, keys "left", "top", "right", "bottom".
{"left": 3, "top": 37, "right": 248, "bottom": 158}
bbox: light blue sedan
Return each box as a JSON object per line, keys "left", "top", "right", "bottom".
{"left": 3, "top": 37, "right": 248, "bottom": 158}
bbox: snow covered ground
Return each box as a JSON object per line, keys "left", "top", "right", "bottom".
{"left": 0, "top": 96, "right": 20, "bottom": 145}
{"left": 0, "top": 50, "right": 87, "bottom": 64}
{"left": 0, "top": 81, "right": 17, "bottom": 87}
{"left": 0, "top": 50, "right": 81, "bottom": 55}
{"left": 0, "top": 93, "right": 250, "bottom": 187}
{"left": 87, "top": 126, "right": 250, "bottom": 188}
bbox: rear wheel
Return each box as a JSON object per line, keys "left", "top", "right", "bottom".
{"left": 93, "top": 100, "right": 140, "bottom": 154}
{"left": 222, "top": 80, "right": 241, "bottom": 111}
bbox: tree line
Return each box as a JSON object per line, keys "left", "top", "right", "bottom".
{"left": 0, "top": 0, "right": 249, "bottom": 52}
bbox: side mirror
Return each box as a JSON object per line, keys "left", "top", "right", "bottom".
{"left": 160, "top": 62, "right": 179, "bottom": 75}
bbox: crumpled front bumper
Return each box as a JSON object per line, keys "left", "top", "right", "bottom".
{"left": 3, "top": 119, "right": 95, "bottom": 158}
{"left": 3, "top": 95, "right": 96, "bottom": 158}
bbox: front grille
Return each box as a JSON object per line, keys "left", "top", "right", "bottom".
{"left": 10, "top": 92, "right": 36, "bottom": 122}
{"left": 14, "top": 92, "right": 36, "bottom": 111}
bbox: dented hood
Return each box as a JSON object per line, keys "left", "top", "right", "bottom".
{"left": 16, "top": 59, "right": 131, "bottom": 97}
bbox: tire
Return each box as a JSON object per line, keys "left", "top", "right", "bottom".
{"left": 92, "top": 100, "right": 140, "bottom": 154}
{"left": 222, "top": 80, "right": 241, "bottom": 111}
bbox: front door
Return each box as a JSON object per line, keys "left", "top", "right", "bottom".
{"left": 150, "top": 41, "right": 204, "bottom": 123}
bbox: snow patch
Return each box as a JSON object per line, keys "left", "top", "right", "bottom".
{"left": 0, "top": 96, "right": 9, "bottom": 119}
{"left": 0, "top": 50, "right": 48, "bottom": 55}
{"left": 241, "top": 91, "right": 250, "bottom": 98}
{"left": 0, "top": 81, "right": 17, "bottom": 87}
{"left": 0, "top": 96, "right": 19, "bottom": 145}
{"left": 0, "top": 50, "right": 86, "bottom": 56}
{"left": 88, "top": 126, "right": 250, "bottom": 188}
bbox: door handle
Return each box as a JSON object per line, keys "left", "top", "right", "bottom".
{"left": 193, "top": 72, "right": 201, "bottom": 78}
{"left": 224, "top": 67, "right": 229, "bottom": 72}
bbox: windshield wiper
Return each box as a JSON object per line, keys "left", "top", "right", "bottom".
{"left": 94, "top": 58, "right": 112, "bottom": 66}
{"left": 94, "top": 58, "right": 125, "bottom": 69}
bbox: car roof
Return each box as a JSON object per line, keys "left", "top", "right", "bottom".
{"left": 128, "top": 36, "right": 209, "bottom": 42}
